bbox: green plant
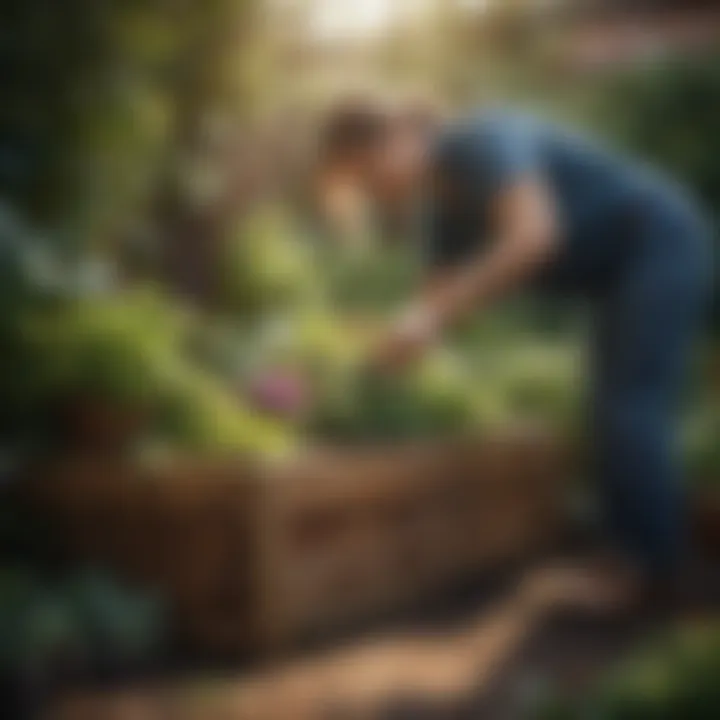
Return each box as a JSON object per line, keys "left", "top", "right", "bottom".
{"left": 685, "top": 406, "right": 720, "bottom": 488}
{"left": 220, "top": 205, "right": 322, "bottom": 317}
{"left": 0, "top": 566, "right": 166, "bottom": 676}
{"left": 0, "top": 213, "right": 295, "bottom": 460}
{"left": 311, "top": 348, "right": 501, "bottom": 442}
{"left": 322, "top": 242, "right": 419, "bottom": 313}
{"left": 533, "top": 623, "right": 720, "bottom": 719}
{"left": 602, "top": 53, "right": 720, "bottom": 335}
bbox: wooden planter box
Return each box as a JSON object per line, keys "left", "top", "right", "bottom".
{"left": 27, "top": 455, "right": 261, "bottom": 654}
{"left": 254, "top": 429, "right": 568, "bottom": 654}
{"left": 27, "top": 429, "right": 570, "bottom": 657}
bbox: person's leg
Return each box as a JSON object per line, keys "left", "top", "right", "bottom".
{"left": 593, "top": 208, "right": 712, "bottom": 581}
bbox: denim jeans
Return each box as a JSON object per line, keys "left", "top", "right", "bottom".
{"left": 590, "top": 195, "right": 713, "bottom": 576}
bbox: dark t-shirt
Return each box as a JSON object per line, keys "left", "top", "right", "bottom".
{"left": 425, "top": 109, "right": 696, "bottom": 295}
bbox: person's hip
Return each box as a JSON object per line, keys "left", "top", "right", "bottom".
{"left": 539, "top": 191, "right": 712, "bottom": 299}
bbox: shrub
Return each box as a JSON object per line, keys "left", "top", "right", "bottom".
{"left": 534, "top": 623, "right": 720, "bottom": 719}
{"left": 602, "top": 53, "right": 720, "bottom": 334}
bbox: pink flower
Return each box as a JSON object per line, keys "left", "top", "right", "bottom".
{"left": 246, "top": 369, "right": 310, "bottom": 418}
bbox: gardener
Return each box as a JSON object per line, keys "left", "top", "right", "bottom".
{"left": 319, "top": 99, "right": 713, "bottom": 611}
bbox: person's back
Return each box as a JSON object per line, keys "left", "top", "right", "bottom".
{"left": 430, "top": 108, "right": 708, "bottom": 295}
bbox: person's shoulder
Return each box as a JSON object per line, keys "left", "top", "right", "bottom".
{"left": 431, "top": 107, "right": 550, "bottom": 175}
{"left": 471, "top": 105, "right": 548, "bottom": 137}
{"left": 430, "top": 110, "right": 499, "bottom": 160}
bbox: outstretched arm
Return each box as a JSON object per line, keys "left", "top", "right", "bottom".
{"left": 372, "top": 176, "right": 560, "bottom": 371}
{"left": 428, "top": 177, "right": 557, "bottom": 317}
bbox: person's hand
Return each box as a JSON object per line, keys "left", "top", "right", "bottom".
{"left": 368, "top": 304, "right": 440, "bottom": 375}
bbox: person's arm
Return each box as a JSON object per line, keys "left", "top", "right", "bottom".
{"left": 424, "top": 175, "right": 559, "bottom": 325}
{"left": 372, "top": 116, "right": 560, "bottom": 371}
{"left": 375, "top": 177, "right": 559, "bottom": 370}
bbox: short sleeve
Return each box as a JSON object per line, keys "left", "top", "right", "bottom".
{"left": 422, "top": 113, "right": 542, "bottom": 271}
{"left": 460, "top": 112, "right": 542, "bottom": 196}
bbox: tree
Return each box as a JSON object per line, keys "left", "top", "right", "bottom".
{"left": 0, "top": 0, "right": 262, "bottom": 284}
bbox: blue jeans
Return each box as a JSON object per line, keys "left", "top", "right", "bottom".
{"left": 591, "top": 196, "right": 712, "bottom": 577}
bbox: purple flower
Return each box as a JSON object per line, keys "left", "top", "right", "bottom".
{"left": 247, "top": 369, "right": 309, "bottom": 417}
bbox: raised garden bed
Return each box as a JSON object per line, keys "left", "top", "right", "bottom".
{"left": 26, "top": 428, "right": 570, "bottom": 658}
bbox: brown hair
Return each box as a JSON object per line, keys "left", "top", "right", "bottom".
{"left": 320, "top": 94, "right": 444, "bottom": 165}
{"left": 319, "top": 97, "right": 394, "bottom": 165}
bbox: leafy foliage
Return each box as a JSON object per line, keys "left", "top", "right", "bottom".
{"left": 0, "top": 206, "right": 294, "bottom": 460}
{"left": 220, "top": 205, "right": 322, "bottom": 317}
{"left": 607, "top": 55, "right": 720, "bottom": 214}
{"left": 534, "top": 623, "right": 720, "bottom": 719}
{"left": 0, "top": 566, "right": 165, "bottom": 677}
{"left": 684, "top": 404, "right": 720, "bottom": 488}
{"left": 603, "top": 53, "right": 720, "bottom": 334}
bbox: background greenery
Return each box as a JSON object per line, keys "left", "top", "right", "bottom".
{"left": 0, "top": 0, "right": 718, "bottom": 707}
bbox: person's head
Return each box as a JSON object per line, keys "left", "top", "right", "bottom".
{"left": 318, "top": 96, "right": 439, "bottom": 218}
